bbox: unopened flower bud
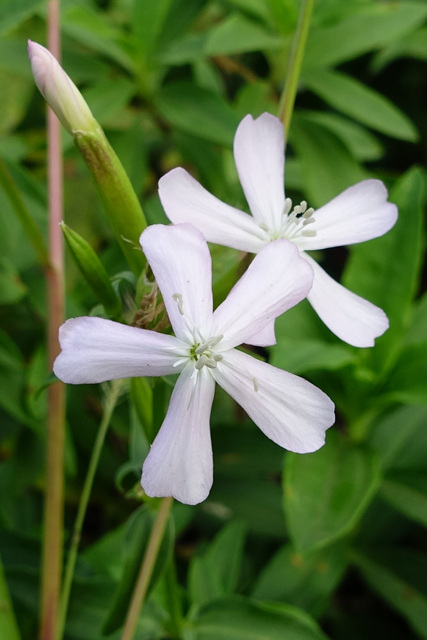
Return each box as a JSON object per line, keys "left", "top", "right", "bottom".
{"left": 28, "top": 40, "right": 98, "bottom": 135}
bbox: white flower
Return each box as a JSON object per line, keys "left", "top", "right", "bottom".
{"left": 158, "top": 113, "right": 398, "bottom": 347}
{"left": 28, "top": 40, "right": 98, "bottom": 135}
{"left": 54, "top": 224, "right": 334, "bottom": 505}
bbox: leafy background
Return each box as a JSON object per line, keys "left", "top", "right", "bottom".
{"left": 0, "top": 0, "right": 426, "bottom": 638}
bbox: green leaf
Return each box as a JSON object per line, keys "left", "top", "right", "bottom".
{"left": 205, "top": 14, "right": 283, "bottom": 56}
{"left": 190, "top": 596, "right": 330, "bottom": 640}
{"left": 0, "top": 259, "right": 27, "bottom": 305}
{"left": 271, "top": 338, "right": 355, "bottom": 375}
{"left": 284, "top": 431, "right": 381, "bottom": 552}
{"left": 303, "top": 3, "right": 427, "bottom": 70}
{"left": 132, "top": 0, "right": 174, "bottom": 57}
{"left": 62, "top": 5, "right": 135, "bottom": 73}
{"left": 353, "top": 549, "right": 427, "bottom": 640}
{"left": 343, "top": 167, "right": 425, "bottom": 370}
{"left": 383, "top": 344, "right": 427, "bottom": 405}
{"left": 102, "top": 506, "right": 174, "bottom": 634}
{"left": 297, "top": 111, "right": 384, "bottom": 162}
{"left": 0, "top": 0, "right": 43, "bottom": 34}
{"left": 302, "top": 69, "right": 418, "bottom": 142}
{"left": 290, "top": 115, "right": 366, "bottom": 207}
{"left": 0, "top": 555, "right": 21, "bottom": 640}
{"left": 252, "top": 542, "right": 348, "bottom": 618}
{"left": 155, "top": 82, "right": 239, "bottom": 146}
{"left": 61, "top": 223, "right": 122, "bottom": 318}
{"left": 189, "top": 520, "right": 246, "bottom": 606}
{"left": 380, "top": 471, "right": 427, "bottom": 528}
{"left": 368, "top": 404, "right": 427, "bottom": 471}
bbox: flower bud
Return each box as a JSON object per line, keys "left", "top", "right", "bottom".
{"left": 28, "top": 40, "right": 98, "bottom": 135}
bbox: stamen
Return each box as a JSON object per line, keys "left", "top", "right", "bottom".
{"left": 283, "top": 198, "right": 292, "bottom": 215}
{"left": 172, "top": 293, "right": 184, "bottom": 315}
{"left": 253, "top": 377, "right": 259, "bottom": 392}
{"left": 213, "top": 354, "right": 223, "bottom": 362}
{"left": 204, "top": 357, "right": 218, "bottom": 369}
{"left": 302, "top": 229, "right": 317, "bottom": 237}
{"left": 195, "top": 355, "right": 208, "bottom": 370}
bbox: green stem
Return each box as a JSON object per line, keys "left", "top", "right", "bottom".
{"left": 120, "top": 497, "right": 174, "bottom": 640}
{"left": 278, "top": 0, "right": 315, "bottom": 140}
{"left": 0, "top": 156, "right": 49, "bottom": 267}
{"left": 57, "top": 380, "right": 123, "bottom": 640}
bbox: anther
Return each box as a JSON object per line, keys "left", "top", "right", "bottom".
{"left": 172, "top": 293, "right": 184, "bottom": 315}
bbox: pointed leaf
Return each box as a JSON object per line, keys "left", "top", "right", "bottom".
{"left": 353, "top": 549, "right": 427, "bottom": 640}
{"left": 102, "top": 506, "right": 174, "bottom": 634}
{"left": 191, "top": 596, "right": 330, "bottom": 640}
{"left": 303, "top": 69, "right": 418, "bottom": 142}
{"left": 380, "top": 471, "right": 427, "bottom": 528}
{"left": 284, "top": 431, "right": 381, "bottom": 552}
{"left": 343, "top": 167, "right": 425, "bottom": 370}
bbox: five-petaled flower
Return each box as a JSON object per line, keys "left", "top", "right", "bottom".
{"left": 54, "top": 224, "right": 335, "bottom": 505}
{"left": 158, "top": 113, "right": 398, "bottom": 348}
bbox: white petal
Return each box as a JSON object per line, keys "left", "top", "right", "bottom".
{"left": 140, "top": 224, "right": 213, "bottom": 341}
{"left": 244, "top": 320, "right": 277, "bottom": 347}
{"left": 296, "top": 180, "right": 398, "bottom": 251}
{"left": 305, "top": 255, "right": 389, "bottom": 347}
{"left": 213, "top": 240, "right": 313, "bottom": 349}
{"left": 141, "top": 364, "right": 215, "bottom": 505}
{"left": 234, "top": 113, "right": 286, "bottom": 231}
{"left": 53, "top": 317, "right": 183, "bottom": 384}
{"left": 212, "top": 349, "right": 334, "bottom": 453}
{"left": 158, "top": 168, "right": 267, "bottom": 252}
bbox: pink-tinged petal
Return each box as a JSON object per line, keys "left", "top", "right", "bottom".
{"left": 141, "top": 364, "right": 215, "bottom": 505}
{"left": 159, "top": 168, "right": 267, "bottom": 253}
{"left": 234, "top": 113, "right": 286, "bottom": 231}
{"left": 53, "top": 317, "right": 183, "bottom": 384}
{"left": 296, "top": 180, "right": 398, "bottom": 252}
{"left": 213, "top": 240, "right": 313, "bottom": 350}
{"left": 305, "top": 255, "right": 389, "bottom": 347}
{"left": 140, "top": 224, "right": 213, "bottom": 341}
{"left": 244, "top": 320, "right": 276, "bottom": 347}
{"left": 212, "top": 349, "right": 334, "bottom": 453}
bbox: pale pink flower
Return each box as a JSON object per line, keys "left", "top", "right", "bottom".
{"left": 54, "top": 224, "right": 334, "bottom": 505}
{"left": 159, "top": 113, "right": 398, "bottom": 347}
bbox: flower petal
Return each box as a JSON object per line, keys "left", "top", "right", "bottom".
{"left": 233, "top": 113, "right": 286, "bottom": 231}
{"left": 244, "top": 320, "right": 277, "bottom": 347}
{"left": 213, "top": 240, "right": 313, "bottom": 349}
{"left": 159, "top": 167, "right": 267, "bottom": 252}
{"left": 305, "top": 255, "right": 389, "bottom": 347}
{"left": 296, "top": 180, "right": 398, "bottom": 251}
{"left": 212, "top": 349, "right": 334, "bottom": 453}
{"left": 141, "top": 364, "right": 215, "bottom": 505}
{"left": 53, "top": 317, "right": 183, "bottom": 384}
{"left": 140, "top": 224, "right": 213, "bottom": 341}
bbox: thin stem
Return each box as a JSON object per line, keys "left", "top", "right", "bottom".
{"left": 0, "top": 156, "right": 49, "bottom": 266}
{"left": 278, "top": 0, "right": 315, "bottom": 140}
{"left": 39, "top": 2, "right": 65, "bottom": 640}
{"left": 120, "top": 497, "right": 174, "bottom": 640}
{"left": 57, "top": 380, "right": 123, "bottom": 640}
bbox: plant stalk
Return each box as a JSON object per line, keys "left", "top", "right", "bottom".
{"left": 39, "top": 2, "right": 66, "bottom": 639}
{"left": 57, "top": 380, "right": 123, "bottom": 640}
{"left": 120, "top": 497, "right": 174, "bottom": 640}
{"left": 278, "top": 0, "right": 315, "bottom": 140}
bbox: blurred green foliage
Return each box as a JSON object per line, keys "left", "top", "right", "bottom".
{"left": 0, "top": 0, "right": 426, "bottom": 638}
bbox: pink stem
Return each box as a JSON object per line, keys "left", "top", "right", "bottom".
{"left": 39, "top": 2, "right": 66, "bottom": 639}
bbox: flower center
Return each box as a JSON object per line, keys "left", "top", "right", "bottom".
{"left": 265, "top": 199, "right": 317, "bottom": 242}
{"left": 191, "top": 335, "right": 224, "bottom": 370}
